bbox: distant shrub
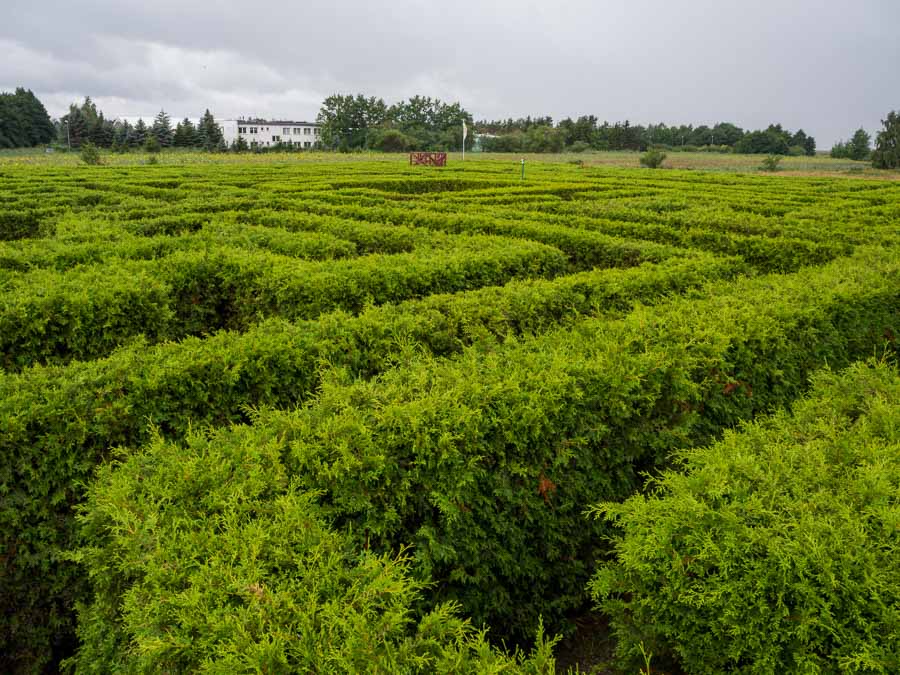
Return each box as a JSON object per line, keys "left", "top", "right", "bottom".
{"left": 79, "top": 142, "right": 101, "bottom": 166}
{"left": 787, "top": 144, "right": 806, "bottom": 156}
{"left": 591, "top": 361, "right": 900, "bottom": 674}
{"left": 831, "top": 140, "right": 851, "bottom": 159}
{"left": 639, "top": 148, "right": 667, "bottom": 168}
{"left": 568, "top": 141, "right": 591, "bottom": 153}
{"left": 146, "top": 154, "right": 159, "bottom": 165}
{"left": 696, "top": 144, "right": 732, "bottom": 153}
{"left": 759, "top": 154, "right": 782, "bottom": 171}
{"left": 143, "top": 135, "right": 161, "bottom": 154}
{"left": 372, "top": 129, "right": 412, "bottom": 153}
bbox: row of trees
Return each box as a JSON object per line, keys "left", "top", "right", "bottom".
{"left": 316, "top": 94, "right": 474, "bottom": 152}
{"left": 830, "top": 128, "right": 872, "bottom": 160}
{"left": 2, "top": 87, "right": 899, "bottom": 169}
{"left": 476, "top": 116, "right": 817, "bottom": 155}
{"left": 58, "top": 98, "right": 225, "bottom": 151}
{"left": 0, "top": 88, "right": 55, "bottom": 149}
{"left": 829, "top": 115, "right": 900, "bottom": 168}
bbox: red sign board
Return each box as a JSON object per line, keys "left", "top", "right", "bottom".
{"left": 409, "top": 152, "right": 447, "bottom": 167}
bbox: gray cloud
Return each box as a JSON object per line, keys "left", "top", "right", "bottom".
{"left": 2, "top": 0, "right": 898, "bottom": 146}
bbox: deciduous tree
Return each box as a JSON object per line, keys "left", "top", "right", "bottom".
{"left": 871, "top": 112, "right": 898, "bottom": 169}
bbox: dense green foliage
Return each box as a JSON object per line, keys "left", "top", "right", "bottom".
{"left": 477, "top": 116, "right": 816, "bottom": 154}
{"left": 0, "top": 159, "right": 898, "bottom": 672}
{"left": 317, "top": 94, "right": 473, "bottom": 151}
{"left": 0, "top": 88, "right": 55, "bottom": 148}
{"left": 78, "top": 141, "right": 101, "bottom": 165}
{"left": 0, "top": 235, "right": 565, "bottom": 370}
{"left": 872, "top": 110, "right": 900, "bottom": 169}
{"left": 111, "top": 246, "right": 899, "bottom": 640}
{"left": 591, "top": 361, "right": 900, "bottom": 673}
{"left": 57, "top": 98, "right": 226, "bottom": 151}
{"left": 758, "top": 154, "right": 782, "bottom": 172}
{"left": 831, "top": 127, "right": 872, "bottom": 160}
{"left": 639, "top": 148, "right": 666, "bottom": 168}
{"left": 69, "top": 433, "right": 558, "bottom": 673}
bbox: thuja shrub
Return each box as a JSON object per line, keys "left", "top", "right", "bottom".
{"left": 0, "top": 224, "right": 355, "bottom": 274}
{"left": 73, "top": 246, "right": 898, "bottom": 642}
{"left": 277, "top": 247, "right": 899, "bottom": 636}
{"left": 0, "top": 263, "right": 176, "bottom": 371}
{"left": 235, "top": 209, "right": 429, "bottom": 254}
{"left": 0, "top": 256, "right": 740, "bottom": 668}
{"left": 68, "top": 433, "right": 558, "bottom": 673}
{"left": 283, "top": 199, "right": 693, "bottom": 272}
{"left": 481, "top": 207, "right": 853, "bottom": 274}
{"left": 591, "top": 361, "right": 900, "bottom": 674}
{"left": 0, "top": 236, "right": 566, "bottom": 369}
{"left": 0, "top": 209, "right": 49, "bottom": 241}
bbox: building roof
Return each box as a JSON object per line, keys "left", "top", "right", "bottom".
{"left": 230, "top": 118, "right": 321, "bottom": 127}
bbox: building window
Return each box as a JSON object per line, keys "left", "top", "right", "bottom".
{"left": 293, "top": 128, "right": 301, "bottom": 135}
{"left": 283, "top": 128, "right": 290, "bottom": 135}
{"left": 314, "top": 128, "right": 320, "bottom": 135}
{"left": 304, "top": 141, "right": 311, "bottom": 148}
{"left": 249, "top": 127, "right": 257, "bottom": 134}
{"left": 272, "top": 135, "right": 280, "bottom": 142}
{"left": 238, "top": 126, "right": 246, "bottom": 134}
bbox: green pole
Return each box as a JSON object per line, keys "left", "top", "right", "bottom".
{"left": 521, "top": 158, "right": 525, "bottom": 181}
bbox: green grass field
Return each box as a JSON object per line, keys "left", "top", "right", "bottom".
{"left": 2, "top": 147, "right": 897, "bottom": 179}
{"left": 1, "top": 154, "right": 898, "bottom": 673}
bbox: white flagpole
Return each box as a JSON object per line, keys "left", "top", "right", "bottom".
{"left": 462, "top": 120, "right": 467, "bottom": 161}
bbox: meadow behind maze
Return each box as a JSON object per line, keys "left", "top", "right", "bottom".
{"left": 1, "top": 154, "right": 899, "bottom": 673}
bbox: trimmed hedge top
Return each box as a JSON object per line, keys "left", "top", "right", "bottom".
{"left": 69, "top": 428, "right": 558, "bottom": 673}
{"left": 592, "top": 360, "right": 900, "bottom": 673}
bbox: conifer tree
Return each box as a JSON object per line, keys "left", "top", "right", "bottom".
{"left": 152, "top": 110, "right": 174, "bottom": 147}
{"left": 173, "top": 118, "right": 197, "bottom": 147}
{"left": 849, "top": 128, "right": 872, "bottom": 161}
{"left": 132, "top": 119, "right": 148, "bottom": 148}
{"left": 196, "top": 109, "right": 223, "bottom": 150}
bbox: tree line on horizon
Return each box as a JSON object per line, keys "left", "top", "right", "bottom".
{"left": 57, "top": 98, "right": 226, "bottom": 152}
{"left": 476, "top": 116, "right": 818, "bottom": 156}
{"left": 0, "top": 88, "right": 898, "bottom": 169}
{"left": 315, "top": 94, "right": 475, "bottom": 153}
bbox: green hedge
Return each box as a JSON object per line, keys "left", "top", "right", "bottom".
{"left": 0, "top": 255, "right": 743, "bottom": 665}
{"left": 158, "top": 236, "right": 567, "bottom": 335}
{"left": 0, "top": 236, "right": 566, "bottom": 369}
{"left": 289, "top": 200, "right": 849, "bottom": 273}
{"left": 0, "top": 208, "right": 52, "bottom": 240}
{"left": 471, "top": 204, "right": 853, "bottom": 273}
{"left": 268, "top": 247, "right": 900, "bottom": 637}
{"left": 234, "top": 209, "right": 436, "bottom": 254}
{"left": 0, "top": 263, "right": 177, "bottom": 371}
{"left": 590, "top": 361, "right": 900, "bottom": 673}
{"left": 284, "top": 200, "right": 694, "bottom": 271}
{"left": 0, "top": 223, "right": 358, "bottom": 272}
{"left": 59, "top": 247, "right": 898, "bottom": 647}
{"left": 66, "top": 435, "right": 559, "bottom": 673}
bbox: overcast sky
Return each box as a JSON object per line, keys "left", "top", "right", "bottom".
{"left": 2, "top": 0, "right": 898, "bottom": 147}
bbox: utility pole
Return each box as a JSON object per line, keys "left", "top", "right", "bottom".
{"left": 65, "top": 120, "right": 71, "bottom": 150}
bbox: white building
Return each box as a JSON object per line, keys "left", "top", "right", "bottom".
{"left": 218, "top": 118, "right": 322, "bottom": 149}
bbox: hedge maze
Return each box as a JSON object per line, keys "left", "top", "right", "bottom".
{"left": 1, "top": 160, "right": 898, "bottom": 672}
